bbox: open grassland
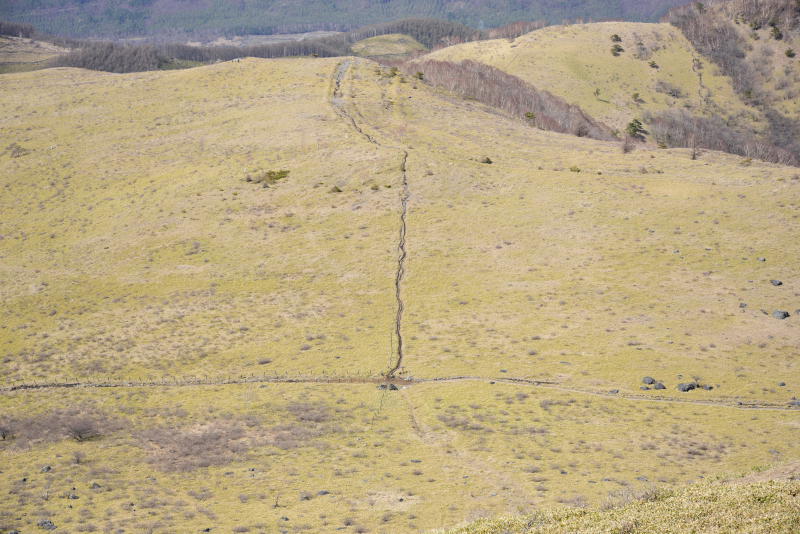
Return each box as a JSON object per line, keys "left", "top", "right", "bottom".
{"left": 1, "top": 54, "right": 800, "bottom": 533}
{"left": 351, "top": 34, "right": 427, "bottom": 58}
{"left": 1, "top": 382, "right": 799, "bottom": 533}
{"left": 426, "top": 22, "right": 783, "bottom": 132}
{"left": 1, "top": 58, "right": 405, "bottom": 382}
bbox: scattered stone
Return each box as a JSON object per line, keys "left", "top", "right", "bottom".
{"left": 480, "top": 156, "right": 492, "bottom": 164}
{"left": 677, "top": 383, "right": 696, "bottom": 392}
{"left": 388, "top": 384, "right": 398, "bottom": 391}
{"left": 41, "top": 465, "right": 51, "bottom": 473}
{"left": 739, "top": 302, "right": 747, "bottom": 308}
{"left": 377, "top": 384, "right": 387, "bottom": 390}
{"left": 38, "top": 519, "right": 56, "bottom": 531}
{"left": 779, "top": 382, "right": 786, "bottom": 387}
{"left": 91, "top": 482, "right": 101, "bottom": 489}
{"left": 770, "top": 279, "right": 783, "bottom": 286}
{"left": 761, "top": 309, "right": 769, "bottom": 315}
{"left": 640, "top": 386, "right": 650, "bottom": 390}
{"left": 280, "top": 516, "right": 289, "bottom": 521}
{"left": 398, "top": 497, "right": 404, "bottom": 502}
{"left": 316, "top": 490, "right": 329, "bottom": 496}
{"left": 642, "top": 377, "right": 655, "bottom": 385}
{"left": 609, "top": 389, "right": 619, "bottom": 394}
{"left": 702, "top": 385, "right": 713, "bottom": 390}
{"left": 636, "top": 476, "right": 648, "bottom": 481}
{"left": 223, "top": 471, "right": 233, "bottom": 475}
{"left": 788, "top": 400, "right": 800, "bottom": 407}
{"left": 773, "top": 310, "right": 790, "bottom": 320}
{"left": 409, "top": 459, "right": 421, "bottom": 463}
{"left": 653, "top": 383, "right": 666, "bottom": 390}
{"left": 758, "top": 257, "right": 766, "bottom": 262}
{"left": 248, "top": 468, "right": 256, "bottom": 472}
{"left": 68, "top": 493, "right": 79, "bottom": 499}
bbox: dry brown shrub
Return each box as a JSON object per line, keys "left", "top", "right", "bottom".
{"left": 140, "top": 422, "right": 248, "bottom": 472}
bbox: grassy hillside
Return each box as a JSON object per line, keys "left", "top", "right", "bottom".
{"left": 1, "top": 55, "right": 800, "bottom": 533}
{"left": 426, "top": 22, "right": 761, "bottom": 132}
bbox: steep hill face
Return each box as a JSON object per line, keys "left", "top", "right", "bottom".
{"left": 4, "top": 0, "right": 689, "bottom": 39}
{"left": 1, "top": 56, "right": 800, "bottom": 533}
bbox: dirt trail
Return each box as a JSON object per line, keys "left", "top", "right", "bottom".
{"left": 331, "top": 59, "right": 409, "bottom": 378}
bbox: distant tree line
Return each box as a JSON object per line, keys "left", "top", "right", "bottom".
{"left": 48, "top": 18, "right": 548, "bottom": 71}
{"left": 645, "top": 109, "right": 799, "bottom": 166}
{"left": 398, "top": 59, "right": 614, "bottom": 141}
{"left": 52, "top": 42, "right": 159, "bottom": 73}
{"left": 2, "top": 0, "right": 685, "bottom": 41}
{"left": 0, "top": 19, "right": 36, "bottom": 38}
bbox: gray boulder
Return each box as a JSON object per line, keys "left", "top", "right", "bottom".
{"left": 702, "top": 385, "right": 713, "bottom": 390}
{"left": 778, "top": 382, "right": 786, "bottom": 387}
{"left": 653, "top": 383, "right": 666, "bottom": 390}
{"left": 773, "top": 310, "right": 790, "bottom": 320}
{"left": 677, "top": 383, "right": 696, "bottom": 392}
{"left": 770, "top": 279, "right": 783, "bottom": 286}
{"left": 640, "top": 386, "right": 650, "bottom": 390}
{"left": 642, "top": 376, "right": 655, "bottom": 385}
{"left": 41, "top": 465, "right": 51, "bottom": 473}
{"left": 38, "top": 519, "right": 57, "bottom": 531}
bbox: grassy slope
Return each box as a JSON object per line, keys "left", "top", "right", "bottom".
{"left": 351, "top": 33, "right": 427, "bottom": 58}
{"left": 426, "top": 22, "right": 766, "bottom": 132}
{"left": 0, "top": 35, "right": 66, "bottom": 73}
{"left": 1, "top": 56, "right": 800, "bottom": 534}
{"left": 432, "top": 479, "right": 800, "bottom": 533}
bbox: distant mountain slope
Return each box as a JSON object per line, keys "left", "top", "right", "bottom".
{"left": 3, "top": 0, "right": 689, "bottom": 39}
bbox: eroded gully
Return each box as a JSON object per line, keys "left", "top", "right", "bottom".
{"left": 332, "top": 59, "right": 408, "bottom": 379}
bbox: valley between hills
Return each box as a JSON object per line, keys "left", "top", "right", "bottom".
{"left": 2, "top": 12, "right": 800, "bottom": 534}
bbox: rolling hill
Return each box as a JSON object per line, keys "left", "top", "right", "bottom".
{"left": 1, "top": 19, "right": 800, "bottom": 534}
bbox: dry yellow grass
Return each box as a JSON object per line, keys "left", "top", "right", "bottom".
{"left": 1, "top": 51, "right": 799, "bottom": 534}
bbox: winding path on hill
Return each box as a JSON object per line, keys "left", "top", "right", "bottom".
{"left": 331, "top": 59, "right": 409, "bottom": 379}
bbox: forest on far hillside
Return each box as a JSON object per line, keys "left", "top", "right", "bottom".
{"left": 2, "top": 0, "right": 689, "bottom": 40}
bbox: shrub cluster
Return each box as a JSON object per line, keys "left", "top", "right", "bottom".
{"left": 645, "top": 109, "right": 799, "bottom": 166}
